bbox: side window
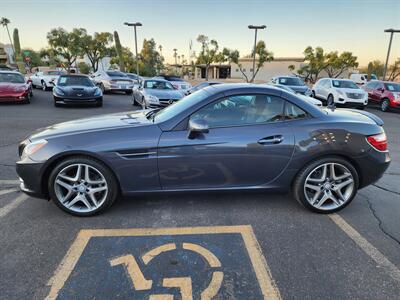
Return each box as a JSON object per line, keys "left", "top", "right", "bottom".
{"left": 190, "top": 94, "right": 285, "bottom": 128}
{"left": 284, "top": 102, "right": 308, "bottom": 120}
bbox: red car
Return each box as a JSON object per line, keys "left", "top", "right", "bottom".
{"left": 362, "top": 80, "right": 400, "bottom": 112}
{"left": 0, "top": 70, "right": 32, "bottom": 104}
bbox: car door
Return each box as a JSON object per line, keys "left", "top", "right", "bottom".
{"left": 373, "top": 83, "right": 384, "bottom": 102}
{"left": 314, "top": 80, "right": 325, "bottom": 99}
{"left": 157, "top": 94, "right": 295, "bottom": 190}
{"left": 32, "top": 72, "right": 42, "bottom": 86}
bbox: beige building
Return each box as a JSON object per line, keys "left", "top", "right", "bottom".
{"left": 230, "top": 57, "right": 305, "bottom": 82}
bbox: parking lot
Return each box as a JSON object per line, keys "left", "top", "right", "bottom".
{"left": 1, "top": 89, "right": 399, "bottom": 299}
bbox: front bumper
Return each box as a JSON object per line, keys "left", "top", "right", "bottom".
{"left": 54, "top": 96, "right": 102, "bottom": 105}
{"left": 16, "top": 159, "right": 47, "bottom": 199}
{"left": 0, "top": 92, "right": 29, "bottom": 102}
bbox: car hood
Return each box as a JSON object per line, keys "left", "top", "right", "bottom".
{"left": 334, "top": 88, "right": 365, "bottom": 94}
{"left": 0, "top": 82, "right": 28, "bottom": 92}
{"left": 29, "top": 110, "right": 152, "bottom": 141}
{"left": 144, "top": 89, "right": 183, "bottom": 99}
{"left": 289, "top": 85, "right": 309, "bottom": 93}
{"left": 322, "top": 108, "right": 383, "bottom": 125}
{"left": 56, "top": 85, "right": 98, "bottom": 96}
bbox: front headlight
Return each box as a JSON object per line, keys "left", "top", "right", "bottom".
{"left": 54, "top": 87, "right": 65, "bottom": 96}
{"left": 94, "top": 88, "right": 102, "bottom": 96}
{"left": 393, "top": 93, "right": 399, "bottom": 100}
{"left": 145, "top": 95, "right": 159, "bottom": 104}
{"left": 21, "top": 139, "right": 47, "bottom": 160}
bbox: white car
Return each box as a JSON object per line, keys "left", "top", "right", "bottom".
{"left": 90, "top": 70, "right": 135, "bottom": 94}
{"left": 312, "top": 78, "right": 368, "bottom": 109}
{"left": 269, "top": 84, "right": 322, "bottom": 106}
{"left": 30, "top": 70, "right": 66, "bottom": 91}
{"left": 349, "top": 73, "right": 377, "bottom": 85}
{"left": 153, "top": 75, "right": 192, "bottom": 92}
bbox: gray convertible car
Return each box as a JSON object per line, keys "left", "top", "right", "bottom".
{"left": 16, "top": 84, "right": 390, "bottom": 216}
{"left": 132, "top": 78, "right": 184, "bottom": 109}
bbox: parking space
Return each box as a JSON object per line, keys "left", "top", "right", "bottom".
{"left": 1, "top": 90, "right": 400, "bottom": 299}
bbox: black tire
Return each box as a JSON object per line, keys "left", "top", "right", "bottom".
{"left": 380, "top": 99, "right": 390, "bottom": 112}
{"left": 48, "top": 156, "right": 118, "bottom": 216}
{"left": 100, "top": 83, "right": 107, "bottom": 94}
{"left": 23, "top": 93, "right": 31, "bottom": 104}
{"left": 42, "top": 81, "right": 48, "bottom": 91}
{"left": 96, "top": 99, "right": 103, "bottom": 107}
{"left": 327, "top": 94, "right": 334, "bottom": 106}
{"left": 293, "top": 156, "right": 359, "bottom": 214}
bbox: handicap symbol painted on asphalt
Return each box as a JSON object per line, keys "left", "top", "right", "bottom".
{"left": 45, "top": 226, "right": 281, "bottom": 300}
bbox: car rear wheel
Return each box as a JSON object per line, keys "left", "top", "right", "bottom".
{"left": 48, "top": 156, "right": 118, "bottom": 216}
{"left": 293, "top": 157, "right": 358, "bottom": 213}
{"left": 380, "top": 99, "right": 390, "bottom": 112}
{"left": 327, "top": 94, "right": 334, "bottom": 106}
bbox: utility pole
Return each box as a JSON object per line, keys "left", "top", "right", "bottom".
{"left": 248, "top": 25, "right": 266, "bottom": 82}
{"left": 383, "top": 28, "right": 400, "bottom": 80}
{"left": 124, "top": 22, "right": 142, "bottom": 76}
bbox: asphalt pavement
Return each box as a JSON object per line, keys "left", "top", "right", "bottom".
{"left": 0, "top": 89, "right": 399, "bottom": 299}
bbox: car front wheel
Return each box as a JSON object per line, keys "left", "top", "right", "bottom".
{"left": 327, "top": 94, "right": 334, "bottom": 106}
{"left": 380, "top": 99, "right": 390, "bottom": 112}
{"left": 42, "top": 81, "right": 48, "bottom": 91}
{"left": 293, "top": 157, "right": 358, "bottom": 213}
{"left": 48, "top": 156, "right": 118, "bottom": 216}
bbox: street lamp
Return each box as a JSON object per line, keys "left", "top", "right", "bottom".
{"left": 248, "top": 25, "right": 266, "bottom": 82}
{"left": 124, "top": 22, "right": 142, "bottom": 76}
{"left": 383, "top": 28, "right": 400, "bottom": 80}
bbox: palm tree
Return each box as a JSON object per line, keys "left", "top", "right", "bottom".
{"left": 173, "top": 48, "right": 177, "bottom": 65}
{"left": 0, "top": 17, "right": 15, "bottom": 61}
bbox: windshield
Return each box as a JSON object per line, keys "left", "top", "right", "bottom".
{"left": 278, "top": 77, "right": 305, "bottom": 86}
{"left": 385, "top": 83, "right": 400, "bottom": 92}
{"left": 106, "top": 71, "right": 127, "bottom": 77}
{"left": 0, "top": 73, "right": 25, "bottom": 83}
{"left": 57, "top": 76, "right": 94, "bottom": 87}
{"left": 332, "top": 80, "right": 359, "bottom": 89}
{"left": 154, "top": 89, "right": 209, "bottom": 122}
{"left": 144, "top": 80, "right": 174, "bottom": 90}
{"left": 371, "top": 74, "right": 377, "bottom": 80}
{"left": 46, "top": 71, "right": 65, "bottom": 75}
{"left": 164, "top": 76, "right": 183, "bottom": 81}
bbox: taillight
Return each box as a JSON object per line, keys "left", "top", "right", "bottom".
{"left": 367, "top": 132, "right": 387, "bottom": 151}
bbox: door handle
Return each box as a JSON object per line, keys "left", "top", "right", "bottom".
{"left": 258, "top": 135, "right": 283, "bottom": 145}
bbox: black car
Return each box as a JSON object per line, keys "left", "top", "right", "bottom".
{"left": 53, "top": 74, "right": 103, "bottom": 107}
{"left": 17, "top": 84, "right": 390, "bottom": 216}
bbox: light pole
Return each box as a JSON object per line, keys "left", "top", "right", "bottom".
{"left": 248, "top": 25, "right": 266, "bottom": 82}
{"left": 383, "top": 28, "right": 400, "bottom": 80}
{"left": 124, "top": 22, "right": 142, "bottom": 76}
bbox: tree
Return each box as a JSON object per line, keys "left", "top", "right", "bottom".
{"left": 140, "top": 38, "right": 164, "bottom": 76}
{"left": 82, "top": 32, "right": 113, "bottom": 72}
{"left": 39, "top": 48, "right": 62, "bottom": 67}
{"left": 46, "top": 27, "right": 86, "bottom": 72}
{"left": 13, "top": 28, "right": 21, "bottom": 61}
{"left": 324, "top": 51, "right": 358, "bottom": 78}
{"left": 360, "top": 60, "right": 384, "bottom": 78}
{"left": 21, "top": 48, "right": 43, "bottom": 69}
{"left": 0, "top": 17, "right": 15, "bottom": 60}
{"left": 387, "top": 58, "right": 400, "bottom": 81}
{"left": 195, "top": 35, "right": 220, "bottom": 80}
{"left": 110, "top": 46, "right": 134, "bottom": 72}
{"left": 223, "top": 41, "right": 273, "bottom": 83}
{"left": 113, "top": 31, "right": 125, "bottom": 72}
{"left": 77, "top": 62, "right": 91, "bottom": 74}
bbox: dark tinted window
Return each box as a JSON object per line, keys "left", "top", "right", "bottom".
{"left": 58, "top": 76, "right": 94, "bottom": 87}
{"left": 284, "top": 102, "right": 308, "bottom": 120}
{"left": 190, "top": 94, "right": 284, "bottom": 128}
{"left": 165, "top": 76, "right": 183, "bottom": 81}
{"left": 278, "top": 77, "right": 305, "bottom": 86}
{"left": 0, "top": 73, "right": 25, "bottom": 83}
{"left": 332, "top": 80, "right": 358, "bottom": 89}
{"left": 144, "top": 80, "right": 174, "bottom": 90}
{"left": 365, "top": 82, "right": 378, "bottom": 89}
{"left": 46, "top": 71, "right": 65, "bottom": 75}
{"left": 384, "top": 83, "right": 400, "bottom": 92}
{"left": 106, "top": 71, "right": 127, "bottom": 77}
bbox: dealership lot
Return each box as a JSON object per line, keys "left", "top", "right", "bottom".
{"left": 0, "top": 90, "right": 399, "bottom": 299}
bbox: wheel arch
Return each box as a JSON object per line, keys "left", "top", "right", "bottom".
{"left": 291, "top": 153, "right": 362, "bottom": 189}
{"left": 40, "top": 150, "right": 122, "bottom": 198}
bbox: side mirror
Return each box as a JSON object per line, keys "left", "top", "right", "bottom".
{"left": 188, "top": 118, "right": 209, "bottom": 139}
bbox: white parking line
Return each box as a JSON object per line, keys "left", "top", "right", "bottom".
{"left": 0, "top": 194, "right": 28, "bottom": 219}
{"left": 0, "top": 188, "right": 18, "bottom": 196}
{"left": 330, "top": 214, "right": 400, "bottom": 282}
{"left": 0, "top": 179, "right": 19, "bottom": 185}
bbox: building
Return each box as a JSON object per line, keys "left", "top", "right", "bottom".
{"left": 194, "top": 64, "right": 231, "bottom": 79}
{"left": 230, "top": 57, "right": 305, "bottom": 82}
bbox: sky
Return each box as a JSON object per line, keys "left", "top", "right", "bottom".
{"left": 1, "top": 0, "right": 400, "bottom": 66}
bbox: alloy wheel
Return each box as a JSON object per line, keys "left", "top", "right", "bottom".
{"left": 303, "top": 163, "right": 354, "bottom": 211}
{"left": 54, "top": 163, "right": 108, "bottom": 213}
{"left": 381, "top": 99, "right": 389, "bottom": 112}
{"left": 42, "top": 82, "right": 47, "bottom": 91}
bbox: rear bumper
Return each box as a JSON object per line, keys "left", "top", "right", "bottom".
{"left": 357, "top": 149, "right": 391, "bottom": 188}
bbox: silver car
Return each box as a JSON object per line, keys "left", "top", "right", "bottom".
{"left": 132, "top": 79, "right": 184, "bottom": 108}
{"left": 90, "top": 70, "right": 134, "bottom": 95}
